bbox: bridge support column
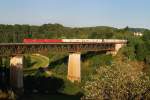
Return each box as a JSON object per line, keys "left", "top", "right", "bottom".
{"left": 107, "top": 44, "right": 125, "bottom": 56}
{"left": 10, "top": 56, "right": 23, "bottom": 90}
{"left": 67, "top": 52, "right": 81, "bottom": 82}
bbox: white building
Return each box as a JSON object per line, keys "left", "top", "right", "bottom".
{"left": 133, "top": 32, "right": 143, "bottom": 36}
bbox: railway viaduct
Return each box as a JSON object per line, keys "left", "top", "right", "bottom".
{"left": 0, "top": 39, "right": 127, "bottom": 90}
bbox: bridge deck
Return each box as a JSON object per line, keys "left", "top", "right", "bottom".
{"left": 0, "top": 40, "right": 127, "bottom": 56}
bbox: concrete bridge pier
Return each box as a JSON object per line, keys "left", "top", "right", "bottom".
{"left": 10, "top": 56, "right": 23, "bottom": 90}
{"left": 107, "top": 43, "right": 125, "bottom": 56}
{"left": 67, "top": 52, "right": 81, "bottom": 82}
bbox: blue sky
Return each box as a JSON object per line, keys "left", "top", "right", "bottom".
{"left": 0, "top": 0, "right": 150, "bottom": 28}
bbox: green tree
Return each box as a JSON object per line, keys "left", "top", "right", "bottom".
{"left": 143, "top": 30, "right": 150, "bottom": 42}
{"left": 24, "top": 55, "right": 32, "bottom": 68}
{"left": 122, "top": 46, "right": 136, "bottom": 60}
{"left": 135, "top": 42, "right": 148, "bottom": 61}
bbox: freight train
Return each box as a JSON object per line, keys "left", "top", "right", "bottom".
{"left": 23, "top": 39, "right": 127, "bottom": 43}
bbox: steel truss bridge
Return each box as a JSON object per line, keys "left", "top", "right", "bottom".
{"left": 0, "top": 42, "right": 125, "bottom": 56}
{"left": 0, "top": 39, "right": 127, "bottom": 86}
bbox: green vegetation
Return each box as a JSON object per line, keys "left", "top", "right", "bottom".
{"left": 82, "top": 56, "right": 150, "bottom": 100}
{"left": 0, "top": 24, "right": 150, "bottom": 100}
{"left": 24, "top": 54, "right": 49, "bottom": 70}
{"left": 24, "top": 54, "right": 49, "bottom": 75}
{"left": 23, "top": 53, "right": 82, "bottom": 96}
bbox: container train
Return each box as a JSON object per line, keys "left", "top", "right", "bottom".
{"left": 23, "top": 39, "right": 127, "bottom": 43}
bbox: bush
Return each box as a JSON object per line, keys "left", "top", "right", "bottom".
{"left": 122, "top": 46, "right": 136, "bottom": 60}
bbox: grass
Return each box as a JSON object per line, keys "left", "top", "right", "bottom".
{"left": 23, "top": 54, "right": 83, "bottom": 99}
{"left": 24, "top": 54, "right": 49, "bottom": 75}
{"left": 61, "top": 80, "right": 82, "bottom": 95}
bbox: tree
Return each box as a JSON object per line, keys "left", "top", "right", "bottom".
{"left": 122, "top": 46, "right": 136, "bottom": 60}
{"left": 143, "top": 30, "right": 150, "bottom": 42}
{"left": 24, "top": 55, "right": 32, "bottom": 68}
{"left": 124, "top": 26, "right": 129, "bottom": 31}
{"left": 135, "top": 42, "right": 149, "bottom": 61}
{"left": 82, "top": 59, "right": 150, "bottom": 100}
